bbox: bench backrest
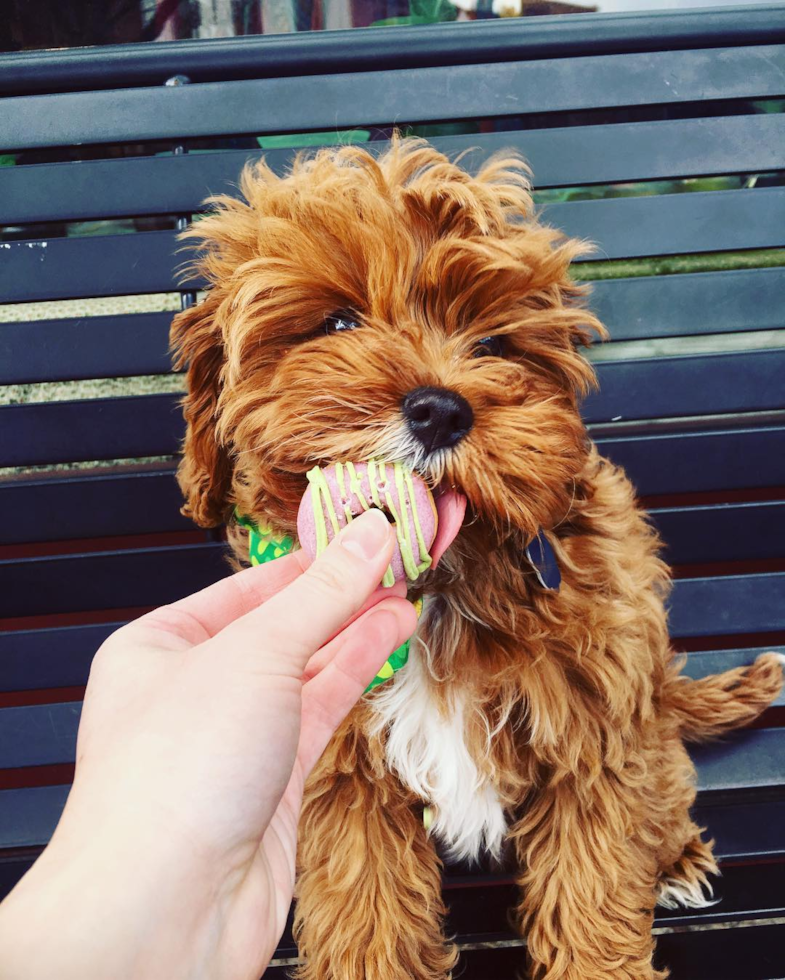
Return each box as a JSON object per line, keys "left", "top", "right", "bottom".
{"left": 1, "top": 6, "right": 784, "bottom": 976}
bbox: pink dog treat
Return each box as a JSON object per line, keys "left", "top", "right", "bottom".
{"left": 297, "top": 461, "right": 438, "bottom": 586}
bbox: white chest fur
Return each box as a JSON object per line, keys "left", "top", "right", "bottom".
{"left": 368, "top": 647, "right": 507, "bottom": 863}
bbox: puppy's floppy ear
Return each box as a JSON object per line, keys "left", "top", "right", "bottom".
{"left": 170, "top": 292, "right": 232, "bottom": 528}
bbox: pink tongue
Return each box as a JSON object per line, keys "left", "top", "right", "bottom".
{"left": 431, "top": 490, "right": 467, "bottom": 569}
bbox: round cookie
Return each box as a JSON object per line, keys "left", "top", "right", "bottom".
{"left": 297, "top": 460, "right": 438, "bottom": 585}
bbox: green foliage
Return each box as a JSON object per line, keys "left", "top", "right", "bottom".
{"left": 574, "top": 248, "right": 785, "bottom": 281}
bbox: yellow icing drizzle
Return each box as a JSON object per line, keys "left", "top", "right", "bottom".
{"left": 335, "top": 462, "right": 353, "bottom": 523}
{"left": 392, "top": 463, "right": 418, "bottom": 580}
{"left": 345, "top": 461, "right": 369, "bottom": 510}
{"left": 404, "top": 468, "right": 433, "bottom": 573}
{"left": 367, "top": 459, "right": 382, "bottom": 508}
{"left": 306, "top": 465, "right": 340, "bottom": 554}
{"left": 305, "top": 460, "right": 435, "bottom": 585}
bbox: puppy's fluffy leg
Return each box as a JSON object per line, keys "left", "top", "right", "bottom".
{"left": 293, "top": 714, "right": 456, "bottom": 980}
{"left": 665, "top": 652, "right": 784, "bottom": 743}
{"left": 650, "top": 733, "right": 718, "bottom": 911}
{"left": 511, "top": 778, "right": 666, "bottom": 980}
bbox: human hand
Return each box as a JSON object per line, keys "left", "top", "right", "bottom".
{"left": 0, "top": 509, "right": 416, "bottom": 980}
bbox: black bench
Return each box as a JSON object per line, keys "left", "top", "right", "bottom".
{"left": 1, "top": 5, "right": 784, "bottom": 977}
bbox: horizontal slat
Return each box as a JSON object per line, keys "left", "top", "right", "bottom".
{"left": 519, "top": 111, "right": 785, "bottom": 188}
{"left": 4, "top": 187, "right": 783, "bottom": 304}
{"left": 0, "top": 232, "right": 191, "bottom": 304}
{"left": 652, "top": 502, "right": 785, "bottom": 565}
{"left": 4, "top": 267, "right": 781, "bottom": 389}
{"left": 4, "top": 5, "right": 785, "bottom": 95}
{"left": 4, "top": 45, "right": 785, "bottom": 152}
{"left": 1, "top": 561, "right": 781, "bottom": 684}
{"left": 0, "top": 542, "right": 231, "bottom": 618}
{"left": 0, "top": 313, "right": 174, "bottom": 385}
{"left": 669, "top": 573, "right": 785, "bottom": 638}
{"left": 3, "top": 463, "right": 783, "bottom": 567}
{"left": 0, "top": 394, "right": 182, "bottom": 468}
{"left": 693, "top": 728, "right": 785, "bottom": 798}
{"left": 597, "top": 425, "right": 785, "bottom": 495}
{"left": 0, "top": 785, "right": 70, "bottom": 849}
{"left": 0, "top": 869, "right": 776, "bottom": 975}
{"left": 0, "top": 844, "right": 782, "bottom": 979}
{"left": 446, "top": 928, "right": 785, "bottom": 980}
{"left": 4, "top": 790, "right": 783, "bottom": 859}
{"left": 586, "top": 349, "right": 785, "bottom": 424}
{"left": 0, "top": 702, "right": 80, "bottom": 767}
{"left": 591, "top": 267, "right": 785, "bottom": 343}
{"left": 693, "top": 799, "right": 785, "bottom": 862}
{"left": 3, "top": 579, "right": 781, "bottom": 694}
{"left": 1, "top": 676, "right": 780, "bottom": 781}
{"left": 0, "top": 469, "right": 188, "bottom": 545}
{"left": 445, "top": 860, "right": 785, "bottom": 939}
{"left": 0, "top": 623, "right": 121, "bottom": 691}
{"left": 655, "top": 922, "right": 785, "bottom": 980}
{"left": 4, "top": 113, "right": 785, "bottom": 225}
{"left": 3, "top": 408, "right": 784, "bottom": 496}
{"left": 542, "top": 186, "right": 785, "bottom": 261}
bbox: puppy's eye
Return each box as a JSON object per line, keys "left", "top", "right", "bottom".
{"left": 472, "top": 335, "right": 505, "bottom": 359}
{"left": 324, "top": 309, "right": 361, "bottom": 335}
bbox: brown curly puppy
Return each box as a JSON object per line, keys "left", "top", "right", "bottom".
{"left": 171, "top": 138, "right": 783, "bottom": 980}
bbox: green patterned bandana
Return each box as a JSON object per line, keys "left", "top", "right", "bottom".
{"left": 235, "top": 510, "right": 419, "bottom": 692}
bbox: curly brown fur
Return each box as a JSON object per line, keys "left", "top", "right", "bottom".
{"left": 171, "top": 138, "right": 783, "bottom": 979}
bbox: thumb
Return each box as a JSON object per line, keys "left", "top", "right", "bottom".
{"left": 213, "top": 508, "right": 397, "bottom": 676}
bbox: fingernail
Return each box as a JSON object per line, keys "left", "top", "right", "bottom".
{"left": 340, "top": 509, "right": 392, "bottom": 561}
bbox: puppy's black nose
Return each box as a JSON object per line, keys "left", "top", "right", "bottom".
{"left": 402, "top": 386, "right": 474, "bottom": 452}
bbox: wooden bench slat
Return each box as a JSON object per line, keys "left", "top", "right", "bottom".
{"left": 4, "top": 187, "right": 785, "bottom": 305}
{"left": 5, "top": 268, "right": 782, "bottom": 387}
{"left": 586, "top": 349, "right": 785, "bottom": 423}
{"left": 692, "top": 728, "right": 785, "bottom": 797}
{"left": 0, "top": 469, "right": 186, "bottom": 545}
{"left": 1, "top": 683, "right": 780, "bottom": 780}
{"left": 652, "top": 502, "right": 785, "bottom": 566}
{"left": 4, "top": 45, "right": 784, "bottom": 152}
{"left": 0, "top": 313, "right": 174, "bottom": 386}
{"left": 4, "top": 6, "right": 783, "bottom": 96}
{"left": 1, "top": 557, "right": 782, "bottom": 687}
{"left": 542, "top": 186, "right": 785, "bottom": 261}
{"left": 4, "top": 786, "right": 783, "bottom": 863}
{"left": 0, "top": 845, "right": 782, "bottom": 977}
{"left": 654, "top": 922, "right": 785, "bottom": 980}
{"left": 0, "top": 786, "right": 71, "bottom": 849}
{"left": 592, "top": 267, "right": 785, "bottom": 343}
{"left": 5, "top": 343, "right": 785, "bottom": 467}
{"left": 0, "top": 394, "right": 182, "bottom": 468}
{"left": 597, "top": 425, "right": 785, "bottom": 495}
{"left": 227, "top": 919, "right": 785, "bottom": 980}
{"left": 3, "top": 114, "right": 784, "bottom": 225}
{"left": 0, "top": 231, "right": 191, "bottom": 305}
{"left": 0, "top": 543, "right": 230, "bottom": 618}
{"left": 2, "top": 420, "right": 783, "bottom": 505}
{"left": 0, "top": 703, "right": 81, "bottom": 768}
{"left": 0, "top": 623, "right": 121, "bottom": 691}
{"left": 693, "top": 799, "right": 785, "bottom": 863}
{"left": 445, "top": 865, "right": 785, "bottom": 951}
{"left": 668, "top": 573, "right": 785, "bottom": 639}
{"left": 3, "top": 188, "right": 783, "bottom": 305}
{"left": 3, "top": 460, "right": 784, "bottom": 559}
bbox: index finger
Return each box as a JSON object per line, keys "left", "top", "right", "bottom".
{"left": 216, "top": 509, "right": 397, "bottom": 676}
